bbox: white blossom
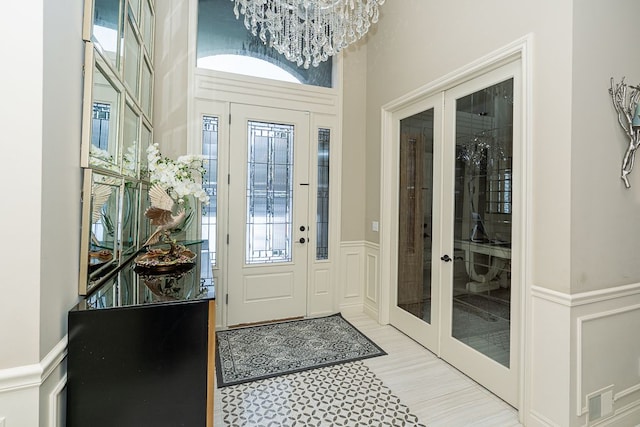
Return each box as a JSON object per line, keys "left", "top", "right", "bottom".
{"left": 146, "top": 145, "right": 210, "bottom": 208}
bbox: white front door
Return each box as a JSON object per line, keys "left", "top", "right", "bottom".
{"left": 227, "top": 104, "right": 311, "bottom": 326}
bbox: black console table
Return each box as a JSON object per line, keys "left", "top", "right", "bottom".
{"left": 67, "top": 241, "right": 216, "bottom": 427}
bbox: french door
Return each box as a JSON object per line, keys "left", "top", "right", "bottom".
{"left": 227, "top": 104, "right": 311, "bottom": 326}
{"left": 390, "top": 61, "right": 521, "bottom": 406}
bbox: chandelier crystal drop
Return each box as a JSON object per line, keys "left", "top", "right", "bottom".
{"left": 231, "top": 0, "right": 385, "bottom": 69}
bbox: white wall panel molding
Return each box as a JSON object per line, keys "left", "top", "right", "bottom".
{"left": 532, "top": 282, "right": 640, "bottom": 307}
{"left": 528, "top": 293, "right": 572, "bottom": 427}
{"left": 531, "top": 283, "right": 640, "bottom": 425}
{"left": 0, "top": 337, "right": 67, "bottom": 426}
{"left": 0, "top": 336, "right": 67, "bottom": 393}
{"left": 363, "top": 242, "right": 380, "bottom": 319}
{"left": 575, "top": 300, "right": 640, "bottom": 421}
{"left": 194, "top": 71, "right": 338, "bottom": 114}
{"left": 338, "top": 241, "right": 368, "bottom": 313}
{"left": 47, "top": 374, "right": 67, "bottom": 427}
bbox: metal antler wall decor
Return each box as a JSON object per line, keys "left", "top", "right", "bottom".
{"left": 609, "top": 77, "right": 640, "bottom": 188}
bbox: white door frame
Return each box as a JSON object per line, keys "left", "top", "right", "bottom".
{"left": 189, "top": 73, "right": 342, "bottom": 329}
{"left": 379, "top": 35, "right": 532, "bottom": 415}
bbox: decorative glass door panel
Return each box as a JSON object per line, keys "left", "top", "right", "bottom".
{"left": 451, "top": 78, "right": 514, "bottom": 368}
{"left": 397, "top": 109, "right": 435, "bottom": 324}
{"left": 245, "top": 121, "right": 294, "bottom": 264}
{"left": 228, "top": 105, "right": 310, "bottom": 326}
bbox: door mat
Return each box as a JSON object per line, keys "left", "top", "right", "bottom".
{"left": 215, "top": 313, "right": 386, "bottom": 387}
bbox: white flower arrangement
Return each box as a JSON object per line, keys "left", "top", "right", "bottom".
{"left": 147, "top": 143, "right": 210, "bottom": 206}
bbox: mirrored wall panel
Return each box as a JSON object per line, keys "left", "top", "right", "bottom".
{"left": 121, "top": 180, "right": 140, "bottom": 256}
{"left": 80, "top": 170, "right": 122, "bottom": 294}
{"left": 91, "top": 0, "right": 122, "bottom": 70}
{"left": 122, "top": 102, "right": 140, "bottom": 177}
{"left": 80, "top": 0, "right": 156, "bottom": 295}
{"left": 88, "top": 61, "right": 122, "bottom": 171}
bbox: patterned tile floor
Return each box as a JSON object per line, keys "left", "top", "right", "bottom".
{"left": 220, "top": 361, "right": 424, "bottom": 426}
{"left": 215, "top": 312, "right": 522, "bottom": 427}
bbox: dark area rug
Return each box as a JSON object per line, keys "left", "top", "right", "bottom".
{"left": 215, "top": 313, "right": 386, "bottom": 387}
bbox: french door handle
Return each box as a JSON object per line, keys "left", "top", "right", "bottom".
{"left": 440, "top": 254, "right": 452, "bottom": 262}
{"left": 299, "top": 238, "right": 306, "bottom": 244}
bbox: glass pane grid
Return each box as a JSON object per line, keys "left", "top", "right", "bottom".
{"left": 246, "top": 121, "right": 293, "bottom": 264}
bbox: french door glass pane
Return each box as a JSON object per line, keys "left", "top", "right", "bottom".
{"left": 452, "top": 78, "right": 513, "bottom": 367}
{"left": 246, "top": 121, "right": 294, "bottom": 264}
{"left": 397, "top": 109, "right": 435, "bottom": 324}
{"left": 316, "top": 128, "right": 330, "bottom": 260}
{"left": 201, "top": 116, "right": 219, "bottom": 267}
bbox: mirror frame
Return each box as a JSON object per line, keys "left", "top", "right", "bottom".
{"left": 79, "top": 0, "right": 155, "bottom": 295}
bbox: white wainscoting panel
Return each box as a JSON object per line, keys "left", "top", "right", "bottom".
{"left": 530, "top": 283, "right": 640, "bottom": 427}
{"left": 528, "top": 289, "right": 572, "bottom": 427}
{"left": 338, "top": 241, "right": 380, "bottom": 318}
{"left": 364, "top": 243, "right": 380, "bottom": 319}
{"left": 339, "top": 242, "right": 366, "bottom": 313}
{"left": 0, "top": 336, "right": 67, "bottom": 427}
{"left": 308, "top": 265, "right": 334, "bottom": 317}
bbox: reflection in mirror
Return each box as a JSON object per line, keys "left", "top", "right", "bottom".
{"left": 92, "top": 0, "right": 122, "bottom": 69}
{"left": 124, "top": 14, "right": 141, "bottom": 98}
{"left": 87, "top": 173, "right": 121, "bottom": 288}
{"left": 140, "top": 124, "right": 152, "bottom": 180}
{"left": 90, "top": 65, "right": 121, "bottom": 171}
{"left": 142, "top": 0, "right": 154, "bottom": 57}
{"left": 123, "top": 103, "right": 140, "bottom": 177}
{"left": 141, "top": 59, "right": 153, "bottom": 118}
{"left": 129, "top": 0, "right": 141, "bottom": 23}
{"left": 121, "top": 181, "right": 140, "bottom": 256}
{"left": 139, "top": 182, "right": 152, "bottom": 243}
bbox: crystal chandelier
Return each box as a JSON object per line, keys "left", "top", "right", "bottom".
{"left": 231, "top": 0, "right": 385, "bottom": 69}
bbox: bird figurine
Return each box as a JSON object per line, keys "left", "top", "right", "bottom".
{"left": 143, "top": 184, "right": 186, "bottom": 247}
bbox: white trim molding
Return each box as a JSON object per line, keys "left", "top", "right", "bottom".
{"left": 0, "top": 336, "right": 67, "bottom": 394}
{"left": 530, "top": 282, "right": 640, "bottom": 426}
{"left": 0, "top": 336, "right": 67, "bottom": 427}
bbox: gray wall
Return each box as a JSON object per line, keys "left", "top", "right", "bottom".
{"left": 41, "top": 0, "right": 83, "bottom": 360}
{"left": 571, "top": 0, "right": 640, "bottom": 293}
{"left": 341, "top": 41, "right": 369, "bottom": 242}
{"left": 0, "top": 0, "right": 44, "bottom": 370}
{"left": 357, "top": 0, "right": 576, "bottom": 293}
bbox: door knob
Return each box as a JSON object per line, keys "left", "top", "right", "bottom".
{"left": 440, "top": 254, "right": 452, "bottom": 262}
{"left": 300, "top": 226, "right": 306, "bottom": 231}
{"left": 299, "top": 237, "right": 306, "bottom": 244}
